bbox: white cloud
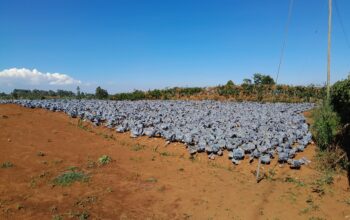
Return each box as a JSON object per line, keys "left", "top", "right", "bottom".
{"left": 0, "top": 68, "right": 81, "bottom": 86}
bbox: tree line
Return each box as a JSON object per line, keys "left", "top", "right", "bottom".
{"left": 0, "top": 73, "right": 335, "bottom": 103}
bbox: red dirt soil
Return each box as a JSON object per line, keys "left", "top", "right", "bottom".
{"left": 0, "top": 104, "right": 349, "bottom": 219}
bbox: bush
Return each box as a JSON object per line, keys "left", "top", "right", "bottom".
{"left": 312, "top": 101, "right": 341, "bottom": 151}
{"left": 331, "top": 75, "right": 350, "bottom": 123}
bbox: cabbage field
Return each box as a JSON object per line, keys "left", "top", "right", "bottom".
{"left": 1, "top": 100, "right": 314, "bottom": 168}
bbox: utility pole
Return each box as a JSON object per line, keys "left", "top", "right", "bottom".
{"left": 327, "top": 0, "right": 332, "bottom": 100}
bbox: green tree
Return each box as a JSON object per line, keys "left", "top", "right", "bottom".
{"left": 76, "top": 86, "right": 81, "bottom": 99}
{"left": 330, "top": 75, "right": 350, "bottom": 123}
{"left": 253, "top": 73, "right": 275, "bottom": 85}
{"left": 226, "top": 80, "right": 234, "bottom": 87}
{"left": 95, "top": 86, "right": 109, "bottom": 99}
{"left": 242, "top": 78, "right": 252, "bottom": 85}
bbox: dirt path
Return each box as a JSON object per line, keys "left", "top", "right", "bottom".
{"left": 0, "top": 104, "right": 349, "bottom": 219}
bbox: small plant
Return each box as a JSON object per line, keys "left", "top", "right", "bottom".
{"left": 53, "top": 171, "right": 89, "bottom": 186}
{"left": 98, "top": 155, "right": 112, "bottom": 165}
{"left": 1, "top": 161, "right": 14, "bottom": 168}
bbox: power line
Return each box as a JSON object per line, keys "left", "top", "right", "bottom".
{"left": 334, "top": 0, "right": 350, "bottom": 48}
{"left": 275, "top": 0, "right": 294, "bottom": 85}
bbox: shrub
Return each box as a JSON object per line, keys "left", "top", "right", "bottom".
{"left": 312, "top": 101, "right": 340, "bottom": 151}
{"left": 330, "top": 75, "right": 350, "bottom": 123}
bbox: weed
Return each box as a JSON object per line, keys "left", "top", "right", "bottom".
{"left": 309, "top": 217, "right": 325, "bottom": 220}
{"left": 53, "top": 159, "right": 63, "bottom": 165}
{"left": 75, "top": 196, "right": 97, "bottom": 208}
{"left": 145, "top": 177, "right": 158, "bottom": 183}
{"left": 66, "top": 166, "right": 79, "bottom": 171}
{"left": 98, "top": 155, "right": 112, "bottom": 165}
{"left": 53, "top": 171, "right": 89, "bottom": 186}
{"left": 37, "top": 151, "right": 45, "bottom": 157}
{"left": 159, "top": 151, "right": 173, "bottom": 157}
{"left": 1, "top": 161, "right": 14, "bottom": 168}
{"left": 284, "top": 176, "right": 306, "bottom": 187}
{"left": 158, "top": 185, "right": 166, "bottom": 192}
{"left": 266, "top": 169, "right": 276, "bottom": 181}
{"left": 86, "top": 160, "right": 97, "bottom": 168}
{"left": 79, "top": 211, "right": 89, "bottom": 220}
{"left": 129, "top": 157, "right": 142, "bottom": 162}
{"left": 131, "top": 144, "right": 144, "bottom": 151}
{"left": 311, "top": 172, "right": 334, "bottom": 196}
{"left": 16, "top": 204, "right": 24, "bottom": 210}
{"left": 300, "top": 196, "right": 319, "bottom": 214}
{"left": 152, "top": 145, "right": 159, "bottom": 152}
{"left": 189, "top": 154, "right": 196, "bottom": 161}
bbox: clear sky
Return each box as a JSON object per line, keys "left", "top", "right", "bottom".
{"left": 0, "top": 0, "right": 349, "bottom": 93}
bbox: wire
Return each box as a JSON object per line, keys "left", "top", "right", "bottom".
{"left": 275, "top": 0, "right": 294, "bottom": 85}
{"left": 334, "top": 0, "right": 350, "bottom": 48}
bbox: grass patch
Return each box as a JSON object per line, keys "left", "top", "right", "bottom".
{"left": 1, "top": 161, "right": 14, "bottom": 168}
{"left": 53, "top": 171, "right": 89, "bottom": 186}
{"left": 98, "top": 155, "right": 112, "bottom": 165}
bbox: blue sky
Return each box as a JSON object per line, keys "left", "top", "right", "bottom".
{"left": 0, "top": 0, "right": 349, "bottom": 93}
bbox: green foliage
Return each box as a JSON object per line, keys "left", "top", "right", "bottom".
{"left": 253, "top": 73, "right": 275, "bottom": 85}
{"left": 217, "top": 81, "right": 238, "bottom": 97}
{"left": 53, "top": 171, "right": 89, "bottom": 186}
{"left": 242, "top": 78, "right": 252, "bottom": 85}
{"left": 226, "top": 80, "right": 234, "bottom": 87}
{"left": 312, "top": 101, "right": 340, "bottom": 151}
{"left": 95, "top": 86, "right": 109, "bottom": 99}
{"left": 98, "top": 155, "right": 112, "bottom": 165}
{"left": 330, "top": 75, "right": 350, "bottom": 123}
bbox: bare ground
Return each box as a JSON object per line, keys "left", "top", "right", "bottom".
{"left": 0, "top": 104, "right": 349, "bottom": 220}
